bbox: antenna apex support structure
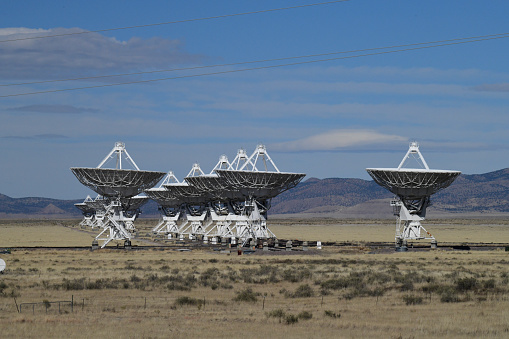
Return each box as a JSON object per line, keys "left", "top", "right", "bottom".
{"left": 147, "top": 146, "right": 305, "bottom": 245}
{"left": 366, "top": 142, "right": 461, "bottom": 250}
{"left": 70, "top": 142, "right": 165, "bottom": 248}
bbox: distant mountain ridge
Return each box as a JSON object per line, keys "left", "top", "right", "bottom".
{"left": 270, "top": 168, "right": 509, "bottom": 215}
{"left": 2, "top": 168, "right": 509, "bottom": 218}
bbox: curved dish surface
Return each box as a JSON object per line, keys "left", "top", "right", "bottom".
{"left": 145, "top": 188, "right": 183, "bottom": 207}
{"left": 163, "top": 183, "right": 212, "bottom": 205}
{"left": 184, "top": 175, "right": 245, "bottom": 201}
{"left": 74, "top": 203, "right": 94, "bottom": 214}
{"left": 70, "top": 167, "right": 166, "bottom": 198}
{"left": 215, "top": 170, "right": 306, "bottom": 200}
{"left": 85, "top": 199, "right": 107, "bottom": 211}
{"left": 366, "top": 168, "right": 461, "bottom": 198}
{"left": 121, "top": 196, "right": 149, "bottom": 210}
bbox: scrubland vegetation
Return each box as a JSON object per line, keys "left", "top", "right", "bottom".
{"left": 0, "top": 220, "right": 508, "bottom": 338}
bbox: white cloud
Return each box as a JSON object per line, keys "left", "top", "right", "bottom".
{"left": 0, "top": 27, "right": 203, "bottom": 80}
{"left": 271, "top": 129, "right": 407, "bottom": 152}
{"left": 0, "top": 27, "right": 50, "bottom": 36}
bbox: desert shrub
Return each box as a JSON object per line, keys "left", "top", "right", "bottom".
{"left": 289, "top": 284, "right": 314, "bottom": 298}
{"left": 282, "top": 268, "right": 312, "bottom": 283}
{"left": 421, "top": 283, "right": 442, "bottom": 294}
{"left": 42, "top": 300, "right": 51, "bottom": 309}
{"left": 320, "top": 271, "right": 365, "bottom": 291}
{"left": 234, "top": 287, "right": 258, "bottom": 302}
{"left": 61, "top": 277, "right": 86, "bottom": 290}
{"left": 402, "top": 294, "right": 423, "bottom": 305}
{"left": 440, "top": 287, "right": 460, "bottom": 303}
{"left": 298, "top": 311, "right": 313, "bottom": 320}
{"left": 320, "top": 277, "right": 349, "bottom": 290}
{"left": 174, "top": 296, "right": 204, "bottom": 308}
{"left": 166, "top": 273, "right": 196, "bottom": 291}
{"left": 400, "top": 280, "right": 414, "bottom": 292}
{"left": 266, "top": 308, "right": 286, "bottom": 322}
{"left": 285, "top": 314, "right": 299, "bottom": 325}
{"left": 366, "top": 271, "right": 392, "bottom": 284}
{"left": 0, "top": 281, "right": 7, "bottom": 296}
{"left": 199, "top": 268, "right": 219, "bottom": 288}
{"left": 482, "top": 278, "right": 496, "bottom": 290}
{"left": 456, "top": 277, "right": 478, "bottom": 292}
{"left": 324, "top": 310, "right": 341, "bottom": 318}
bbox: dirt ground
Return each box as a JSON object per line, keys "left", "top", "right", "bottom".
{"left": 0, "top": 219, "right": 508, "bottom": 338}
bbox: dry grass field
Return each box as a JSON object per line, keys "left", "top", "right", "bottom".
{"left": 0, "top": 219, "right": 509, "bottom": 338}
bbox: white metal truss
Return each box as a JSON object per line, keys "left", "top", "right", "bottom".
{"left": 149, "top": 145, "right": 305, "bottom": 246}
{"left": 240, "top": 144, "right": 280, "bottom": 172}
{"left": 367, "top": 142, "right": 460, "bottom": 249}
{"left": 391, "top": 198, "right": 434, "bottom": 245}
{"left": 97, "top": 141, "right": 140, "bottom": 170}
{"left": 71, "top": 142, "right": 164, "bottom": 248}
{"left": 77, "top": 195, "right": 95, "bottom": 227}
{"left": 211, "top": 155, "right": 230, "bottom": 173}
{"left": 229, "top": 148, "right": 254, "bottom": 170}
{"left": 187, "top": 163, "right": 205, "bottom": 177}
{"left": 398, "top": 141, "right": 429, "bottom": 170}
{"left": 160, "top": 171, "right": 180, "bottom": 186}
{"left": 94, "top": 199, "right": 137, "bottom": 248}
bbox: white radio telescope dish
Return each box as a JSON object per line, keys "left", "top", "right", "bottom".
{"left": 0, "top": 259, "right": 6, "bottom": 273}
{"left": 366, "top": 142, "right": 460, "bottom": 250}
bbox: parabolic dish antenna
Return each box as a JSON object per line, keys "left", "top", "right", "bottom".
{"left": 214, "top": 170, "right": 306, "bottom": 200}
{"left": 70, "top": 142, "right": 165, "bottom": 248}
{"left": 366, "top": 169, "right": 460, "bottom": 199}
{"left": 0, "top": 259, "right": 5, "bottom": 273}
{"left": 74, "top": 202, "right": 95, "bottom": 214}
{"left": 70, "top": 168, "right": 165, "bottom": 198}
{"left": 145, "top": 188, "right": 183, "bottom": 208}
{"left": 366, "top": 142, "right": 461, "bottom": 250}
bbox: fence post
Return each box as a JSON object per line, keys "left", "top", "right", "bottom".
{"left": 14, "top": 298, "right": 19, "bottom": 313}
{"left": 144, "top": 297, "right": 147, "bottom": 309}
{"left": 262, "top": 296, "right": 265, "bottom": 310}
{"left": 72, "top": 295, "right": 74, "bottom": 313}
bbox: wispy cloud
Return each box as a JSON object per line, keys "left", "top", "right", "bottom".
{"left": 0, "top": 27, "right": 204, "bottom": 80}
{"left": 1, "top": 134, "right": 68, "bottom": 140}
{"left": 8, "top": 104, "right": 99, "bottom": 114}
{"left": 270, "top": 129, "right": 407, "bottom": 152}
{"left": 472, "top": 83, "right": 509, "bottom": 92}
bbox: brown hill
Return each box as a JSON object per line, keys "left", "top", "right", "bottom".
{"left": 270, "top": 168, "right": 509, "bottom": 216}
{"left": 2, "top": 168, "right": 509, "bottom": 219}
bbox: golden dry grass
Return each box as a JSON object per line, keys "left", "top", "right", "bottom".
{"left": 0, "top": 219, "right": 509, "bottom": 338}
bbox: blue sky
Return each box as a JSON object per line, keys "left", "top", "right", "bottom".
{"left": 1, "top": 0, "right": 509, "bottom": 199}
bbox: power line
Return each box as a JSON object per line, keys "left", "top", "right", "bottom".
{"left": 0, "top": 0, "right": 350, "bottom": 43}
{"left": 2, "top": 32, "right": 509, "bottom": 88}
{"left": 2, "top": 33, "right": 507, "bottom": 98}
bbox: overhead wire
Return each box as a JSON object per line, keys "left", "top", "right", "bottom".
{"left": 1, "top": 32, "right": 508, "bottom": 98}
{"left": 2, "top": 32, "right": 509, "bottom": 88}
{"left": 0, "top": 0, "right": 350, "bottom": 43}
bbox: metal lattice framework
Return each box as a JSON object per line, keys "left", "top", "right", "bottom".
{"left": 366, "top": 142, "right": 461, "bottom": 249}
{"left": 70, "top": 168, "right": 165, "bottom": 198}
{"left": 366, "top": 169, "right": 460, "bottom": 199}
{"left": 147, "top": 145, "right": 306, "bottom": 245}
{"left": 70, "top": 142, "right": 165, "bottom": 248}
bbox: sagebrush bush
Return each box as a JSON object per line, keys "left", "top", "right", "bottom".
{"left": 324, "top": 310, "right": 341, "bottom": 319}
{"left": 402, "top": 294, "right": 423, "bottom": 305}
{"left": 289, "top": 284, "right": 314, "bottom": 298}
{"left": 174, "top": 296, "right": 204, "bottom": 308}
{"left": 234, "top": 287, "right": 258, "bottom": 302}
